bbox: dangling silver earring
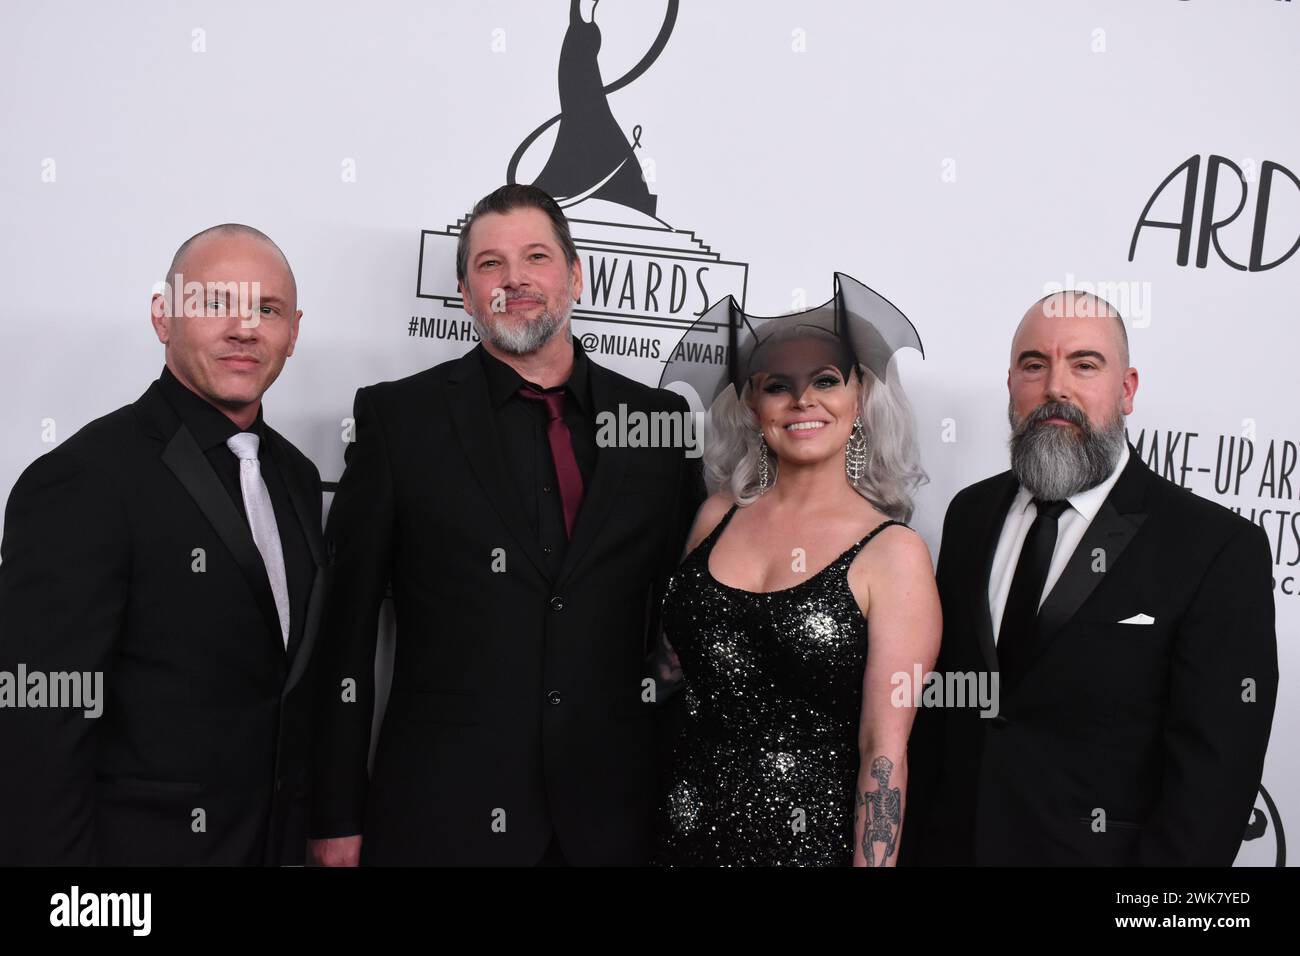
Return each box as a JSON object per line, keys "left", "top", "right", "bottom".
{"left": 846, "top": 417, "right": 868, "bottom": 481}
{"left": 758, "top": 435, "right": 771, "bottom": 491}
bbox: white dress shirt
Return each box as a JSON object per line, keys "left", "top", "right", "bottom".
{"left": 988, "top": 444, "right": 1129, "bottom": 643}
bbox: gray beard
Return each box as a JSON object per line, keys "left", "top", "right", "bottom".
{"left": 472, "top": 294, "right": 571, "bottom": 356}
{"left": 1008, "top": 399, "right": 1127, "bottom": 501}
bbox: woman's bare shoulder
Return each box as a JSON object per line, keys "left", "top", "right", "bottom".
{"left": 853, "top": 515, "right": 934, "bottom": 583}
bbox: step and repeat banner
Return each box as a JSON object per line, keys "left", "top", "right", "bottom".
{"left": 0, "top": 1, "right": 1295, "bottom": 865}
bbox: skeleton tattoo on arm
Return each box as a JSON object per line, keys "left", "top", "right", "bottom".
{"left": 857, "top": 755, "right": 901, "bottom": 866}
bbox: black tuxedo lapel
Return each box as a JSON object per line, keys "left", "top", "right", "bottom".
{"left": 160, "top": 421, "right": 284, "bottom": 652}
{"left": 974, "top": 476, "right": 1020, "bottom": 675}
{"left": 283, "top": 565, "right": 324, "bottom": 701}
{"left": 262, "top": 430, "right": 324, "bottom": 567}
{"left": 556, "top": 361, "right": 630, "bottom": 590}
{"left": 446, "top": 348, "right": 551, "bottom": 581}
{"left": 1028, "top": 448, "right": 1150, "bottom": 671}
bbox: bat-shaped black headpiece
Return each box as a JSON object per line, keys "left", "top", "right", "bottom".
{"left": 658, "top": 272, "right": 924, "bottom": 410}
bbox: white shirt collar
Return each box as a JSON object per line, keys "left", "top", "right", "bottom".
{"left": 1012, "top": 443, "right": 1130, "bottom": 520}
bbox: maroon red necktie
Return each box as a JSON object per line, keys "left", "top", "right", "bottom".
{"left": 516, "top": 386, "right": 585, "bottom": 538}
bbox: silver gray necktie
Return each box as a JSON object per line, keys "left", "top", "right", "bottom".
{"left": 225, "top": 432, "right": 290, "bottom": 648}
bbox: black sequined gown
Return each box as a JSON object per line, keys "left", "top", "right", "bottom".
{"left": 655, "top": 504, "right": 903, "bottom": 866}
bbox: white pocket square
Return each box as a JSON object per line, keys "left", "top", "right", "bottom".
{"left": 1118, "top": 613, "right": 1155, "bottom": 625}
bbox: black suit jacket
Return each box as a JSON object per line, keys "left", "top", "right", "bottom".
{"left": 311, "top": 342, "right": 704, "bottom": 865}
{"left": 0, "top": 378, "right": 325, "bottom": 865}
{"left": 903, "top": 445, "right": 1278, "bottom": 866}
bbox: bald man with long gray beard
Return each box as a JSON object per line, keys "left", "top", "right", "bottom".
{"left": 902, "top": 291, "right": 1277, "bottom": 866}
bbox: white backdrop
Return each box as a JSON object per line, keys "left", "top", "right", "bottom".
{"left": 0, "top": 0, "right": 1295, "bottom": 865}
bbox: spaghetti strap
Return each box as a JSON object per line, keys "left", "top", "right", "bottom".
{"left": 851, "top": 518, "right": 908, "bottom": 554}
{"left": 701, "top": 503, "right": 740, "bottom": 550}
{"left": 682, "top": 502, "right": 740, "bottom": 564}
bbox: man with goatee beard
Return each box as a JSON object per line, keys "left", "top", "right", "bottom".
{"left": 900, "top": 291, "right": 1277, "bottom": 866}
{"left": 308, "top": 185, "right": 703, "bottom": 866}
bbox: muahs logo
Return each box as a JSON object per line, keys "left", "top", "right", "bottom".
{"left": 414, "top": 0, "right": 748, "bottom": 359}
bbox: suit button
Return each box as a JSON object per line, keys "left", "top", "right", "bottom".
{"left": 550, "top": 596, "right": 564, "bottom": 611}
{"left": 542, "top": 546, "right": 553, "bottom": 555}
{"left": 547, "top": 691, "right": 562, "bottom": 706}
{"left": 990, "top": 715, "right": 1009, "bottom": 730}
{"left": 542, "top": 484, "right": 553, "bottom": 493}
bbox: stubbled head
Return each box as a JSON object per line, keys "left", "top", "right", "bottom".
{"left": 1007, "top": 291, "right": 1136, "bottom": 499}
{"left": 151, "top": 223, "right": 301, "bottom": 422}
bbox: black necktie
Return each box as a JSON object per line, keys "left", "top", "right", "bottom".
{"left": 998, "top": 498, "right": 1069, "bottom": 688}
